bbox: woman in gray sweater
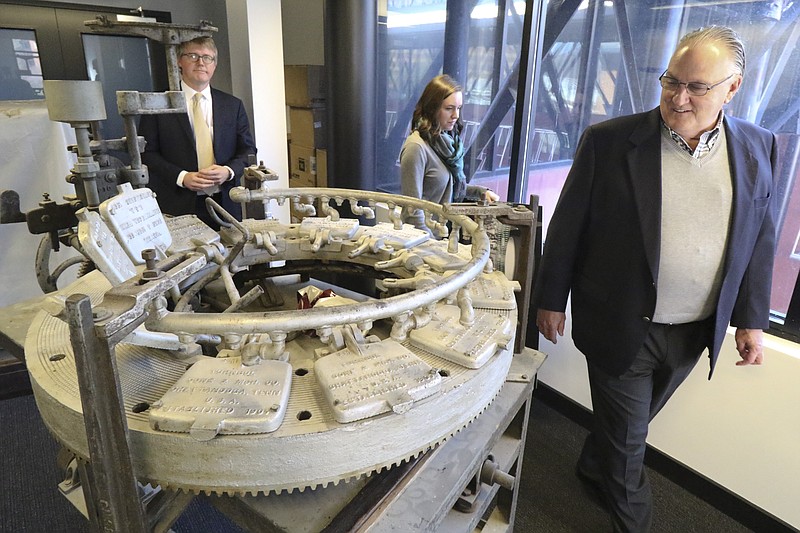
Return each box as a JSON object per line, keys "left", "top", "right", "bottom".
{"left": 399, "top": 75, "right": 498, "bottom": 233}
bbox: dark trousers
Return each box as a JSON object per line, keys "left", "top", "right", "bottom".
{"left": 579, "top": 318, "right": 713, "bottom": 532}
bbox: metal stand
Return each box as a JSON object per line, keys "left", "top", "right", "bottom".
{"left": 65, "top": 294, "right": 148, "bottom": 532}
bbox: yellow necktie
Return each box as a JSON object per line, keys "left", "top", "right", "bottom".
{"left": 192, "top": 92, "right": 215, "bottom": 170}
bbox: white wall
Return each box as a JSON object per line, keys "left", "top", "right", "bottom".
{"left": 538, "top": 318, "right": 800, "bottom": 528}
{"left": 225, "top": 0, "right": 290, "bottom": 222}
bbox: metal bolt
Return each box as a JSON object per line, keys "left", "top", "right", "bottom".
{"left": 140, "top": 249, "right": 163, "bottom": 281}
{"left": 141, "top": 249, "right": 157, "bottom": 270}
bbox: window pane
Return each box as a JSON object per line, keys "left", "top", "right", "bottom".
{"left": 0, "top": 28, "right": 43, "bottom": 100}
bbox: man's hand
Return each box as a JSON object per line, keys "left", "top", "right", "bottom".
{"left": 183, "top": 165, "right": 230, "bottom": 191}
{"left": 536, "top": 309, "right": 566, "bottom": 344}
{"left": 483, "top": 189, "right": 500, "bottom": 202}
{"left": 734, "top": 328, "right": 764, "bottom": 366}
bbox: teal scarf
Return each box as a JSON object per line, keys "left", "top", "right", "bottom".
{"left": 430, "top": 130, "right": 466, "bottom": 202}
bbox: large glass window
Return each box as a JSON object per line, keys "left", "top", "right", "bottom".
{"left": 378, "top": 0, "right": 527, "bottom": 200}
{"left": 0, "top": 28, "right": 43, "bottom": 100}
{"left": 525, "top": 1, "right": 800, "bottom": 337}
{"left": 374, "top": 1, "right": 800, "bottom": 338}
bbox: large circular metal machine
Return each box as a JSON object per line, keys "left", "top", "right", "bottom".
{"left": 27, "top": 185, "right": 525, "bottom": 495}
{"left": 1, "top": 17, "right": 538, "bottom": 529}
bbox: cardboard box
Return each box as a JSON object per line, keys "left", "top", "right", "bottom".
{"left": 289, "top": 106, "right": 327, "bottom": 149}
{"left": 284, "top": 65, "right": 326, "bottom": 108}
{"left": 289, "top": 142, "right": 316, "bottom": 188}
{"left": 316, "top": 148, "right": 327, "bottom": 187}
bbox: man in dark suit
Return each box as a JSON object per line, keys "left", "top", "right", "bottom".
{"left": 533, "top": 26, "right": 776, "bottom": 532}
{"left": 139, "top": 36, "right": 256, "bottom": 228}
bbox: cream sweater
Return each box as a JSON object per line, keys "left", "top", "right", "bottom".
{"left": 653, "top": 127, "right": 733, "bottom": 324}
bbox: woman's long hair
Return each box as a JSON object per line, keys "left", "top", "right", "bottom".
{"left": 411, "top": 74, "right": 463, "bottom": 143}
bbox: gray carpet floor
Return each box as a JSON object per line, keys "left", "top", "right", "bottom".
{"left": 517, "top": 395, "right": 754, "bottom": 532}
{"left": 1, "top": 391, "right": 756, "bottom": 532}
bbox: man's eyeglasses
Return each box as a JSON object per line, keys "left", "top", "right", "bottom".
{"left": 181, "top": 53, "right": 216, "bottom": 65}
{"left": 658, "top": 70, "right": 735, "bottom": 96}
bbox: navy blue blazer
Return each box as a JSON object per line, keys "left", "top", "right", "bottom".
{"left": 533, "top": 107, "right": 777, "bottom": 377}
{"left": 139, "top": 87, "right": 256, "bottom": 220}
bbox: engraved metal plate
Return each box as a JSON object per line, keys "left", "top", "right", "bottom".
{"left": 76, "top": 208, "right": 137, "bottom": 285}
{"left": 165, "top": 215, "right": 220, "bottom": 254}
{"left": 240, "top": 218, "right": 287, "bottom": 236}
{"left": 99, "top": 184, "right": 171, "bottom": 262}
{"left": 412, "top": 239, "right": 472, "bottom": 272}
{"left": 223, "top": 218, "right": 288, "bottom": 256}
{"left": 299, "top": 217, "right": 360, "bottom": 240}
{"left": 359, "top": 222, "right": 430, "bottom": 249}
{"left": 298, "top": 217, "right": 361, "bottom": 253}
{"left": 149, "top": 356, "right": 292, "bottom": 441}
{"left": 409, "top": 304, "right": 514, "bottom": 369}
{"left": 315, "top": 339, "right": 442, "bottom": 423}
{"left": 464, "top": 270, "right": 520, "bottom": 310}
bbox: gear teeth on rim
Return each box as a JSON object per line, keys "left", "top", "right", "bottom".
{"left": 134, "top": 384, "right": 503, "bottom": 496}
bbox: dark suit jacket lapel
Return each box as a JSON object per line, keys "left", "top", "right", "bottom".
{"left": 627, "top": 108, "right": 663, "bottom": 283}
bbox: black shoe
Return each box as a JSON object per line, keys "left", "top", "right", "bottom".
{"left": 575, "top": 465, "right": 609, "bottom": 510}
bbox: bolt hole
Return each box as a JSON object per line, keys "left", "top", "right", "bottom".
{"left": 132, "top": 402, "right": 150, "bottom": 413}
{"left": 49, "top": 353, "right": 66, "bottom": 362}
{"left": 297, "top": 410, "right": 312, "bottom": 421}
{"left": 295, "top": 368, "right": 308, "bottom": 376}
{"left": 438, "top": 369, "right": 450, "bottom": 377}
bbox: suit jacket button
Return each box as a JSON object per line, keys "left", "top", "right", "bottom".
{"left": 642, "top": 316, "right": 651, "bottom": 322}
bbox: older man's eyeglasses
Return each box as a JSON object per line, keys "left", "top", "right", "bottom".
{"left": 658, "top": 70, "right": 735, "bottom": 96}
{"left": 181, "top": 53, "right": 216, "bottom": 65}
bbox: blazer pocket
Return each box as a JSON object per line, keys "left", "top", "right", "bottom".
{"left": 753, "top": 194, "right": 770, "bottom": 209}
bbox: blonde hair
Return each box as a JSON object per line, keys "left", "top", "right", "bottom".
{"left": 179, "top": 36, "right": 218, "bottom": 57}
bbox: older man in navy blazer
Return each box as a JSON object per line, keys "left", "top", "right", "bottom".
{"left": 533, "top": 26, "right": 776, "bottom": 532}
{"left": 139, "top": 36, "right": 256, "bottom": 228}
